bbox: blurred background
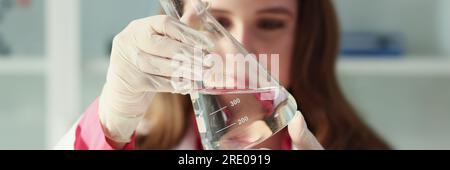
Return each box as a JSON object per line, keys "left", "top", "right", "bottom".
{"left": 0, "top": 0, "right": 449, "bottom": 149}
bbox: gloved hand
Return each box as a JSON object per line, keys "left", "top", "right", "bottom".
{"left": 98, "top": 15, "right": 213, "bottom": 145}
{"left": 288, "top": 111, "right": 324, "bottom": 150}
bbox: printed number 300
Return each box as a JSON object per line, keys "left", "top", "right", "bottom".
{"left": 230, "top": 98, "right": 240, "bottom": 107}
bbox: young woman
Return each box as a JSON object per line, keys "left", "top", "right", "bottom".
{"left": 58, "top": 0, "right": 390, "bottom": 150}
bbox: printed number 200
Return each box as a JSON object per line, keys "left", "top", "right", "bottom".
{"left": 238, "top": 116, "right": 249, "bottom": 125}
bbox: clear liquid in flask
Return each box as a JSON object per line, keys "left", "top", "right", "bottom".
{"left": 191, "top": 87, "right": 297, "bottom": 150}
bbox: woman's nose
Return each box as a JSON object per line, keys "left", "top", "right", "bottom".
{"left": 230, "top": 25, "right": 257, "bottom": 54}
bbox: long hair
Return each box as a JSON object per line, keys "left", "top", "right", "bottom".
{"left": 136, "top": 0, "right": 390, "bottom": 149}
{"left": 290, "top": 0, "right": 389, "bottom": 149}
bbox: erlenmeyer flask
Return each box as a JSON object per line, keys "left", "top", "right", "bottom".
{"left": 159, "top": 0, "right": 298, "bottom": 150}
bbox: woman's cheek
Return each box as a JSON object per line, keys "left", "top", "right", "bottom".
{"left": 273, "top": 37, "right": 294, "bottom": 87}
{"left": 278, "top": 52, "right": 292, "bottom": 87}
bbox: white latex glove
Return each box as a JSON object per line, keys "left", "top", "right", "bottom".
{"left": 288, "top": 111, "right": 324, "bottom": 150}
{"left": 99, "top": 15, "right": 213, "bottom": 144}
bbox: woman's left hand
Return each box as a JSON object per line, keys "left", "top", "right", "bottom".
{"left": 287, "top": 111, "right": 324, "bottom": 150}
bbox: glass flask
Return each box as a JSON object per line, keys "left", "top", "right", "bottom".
{"left": 159, "top": 0, "right": 298, "bottom": 150}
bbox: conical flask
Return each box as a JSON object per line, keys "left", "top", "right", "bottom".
{"left": 159, "top": 0, "right": 298, "bottom": 150}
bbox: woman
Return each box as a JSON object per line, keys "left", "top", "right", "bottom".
{"left": 60, "top": 0, "right": 390, "bottom": 150}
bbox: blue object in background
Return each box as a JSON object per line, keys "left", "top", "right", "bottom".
{"left": 340, "top": 32, "right": 405, "bottom": 57}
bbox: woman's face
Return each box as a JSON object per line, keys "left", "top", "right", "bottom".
{"left": 209, "top": 0, "right": 298, "bottom": 87}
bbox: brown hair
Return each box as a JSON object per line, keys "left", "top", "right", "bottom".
{"left": 136, "top": 0, "right": 390, "bottom": 150}
{"left": 290, "top": 0, "right": 389, "bottom": 149}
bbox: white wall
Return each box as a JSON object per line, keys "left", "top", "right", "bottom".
{"left": 438, "top": 0, "right": 450, "bottom": 56}
{"left": 0, "top": 0, "right": 44, "bottom": 56}
{"left": 81, "top": 0, "right": 158, "bottom": 57}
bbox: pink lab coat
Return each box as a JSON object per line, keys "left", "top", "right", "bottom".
{"left": 73, "top": 98, "right": 135, "bottom": 150}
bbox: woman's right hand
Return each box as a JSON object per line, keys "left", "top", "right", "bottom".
{"left": 98, "top": 15, "right": 213, "bottom": 146}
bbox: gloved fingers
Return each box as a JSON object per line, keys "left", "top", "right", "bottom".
{"left": 141, "top": 73, "right": 196, "bottom": 94}
{"left": 134, "top": 34, "right": 209, "bottom": 67}
{"left": 131, "top": 15, "right": 214, "bottom": 50}
{"left": 155, "top": 15, "right": 214, "bottom": 49}
{"left": 135, "top": 51, "right": 205, "bottom": 81}
{"left": 288, "top": 111, "right": 324, "bottom": 150}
